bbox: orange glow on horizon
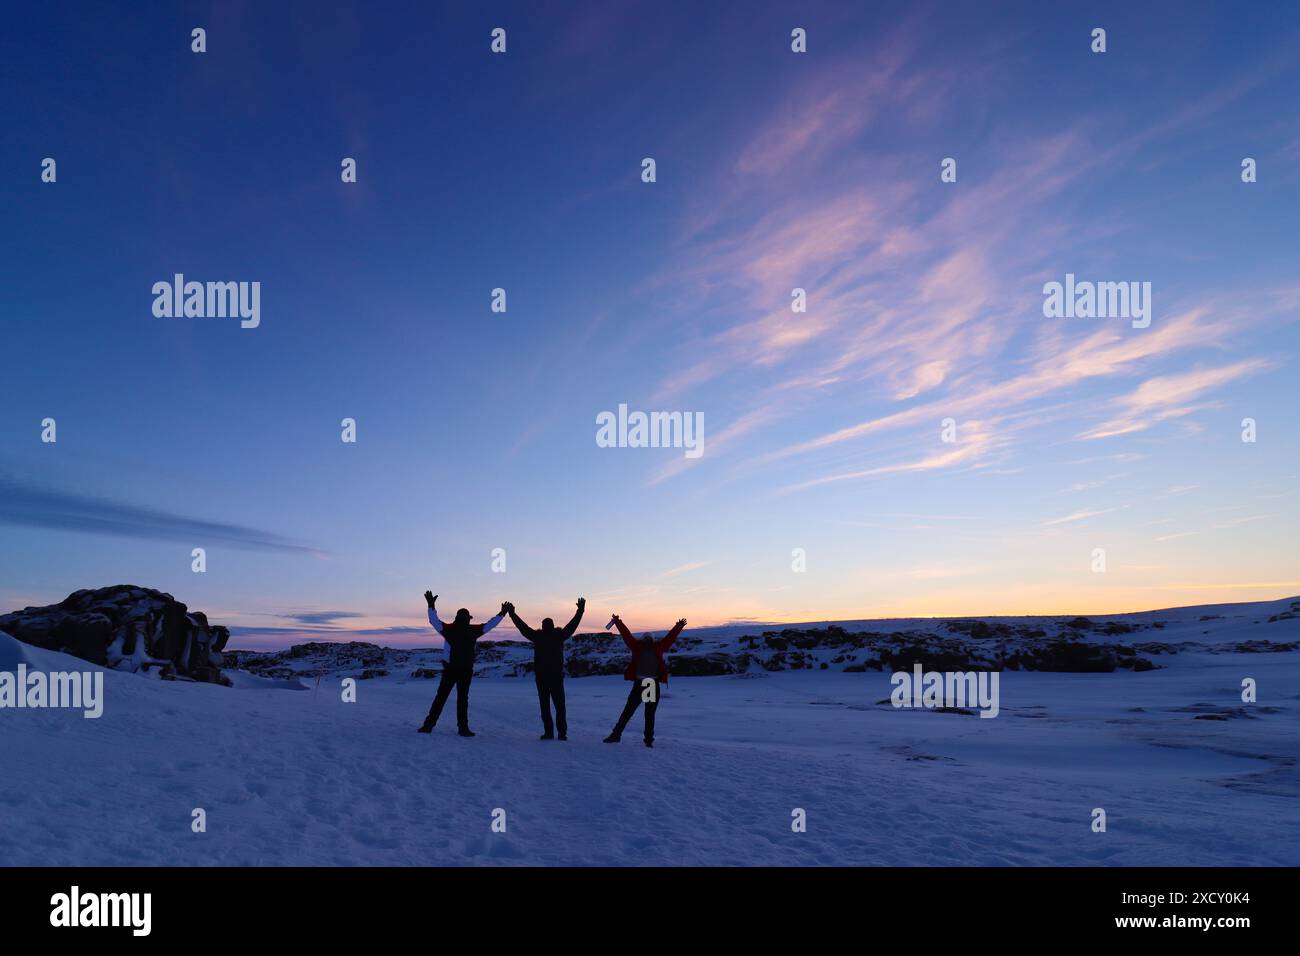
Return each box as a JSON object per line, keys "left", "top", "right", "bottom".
{"left": 224, "top": 581, "right": 1300, "bottom": 648}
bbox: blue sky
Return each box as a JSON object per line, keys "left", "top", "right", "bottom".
{"left": 2, "top": 1, "right": 1298, "bottom": 648}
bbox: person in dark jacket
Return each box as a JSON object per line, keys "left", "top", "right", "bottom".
{"left": 504, "top": 598, "right": 585, "bottom": 740}
{"left": 603, "top": 615, "right": 685, "bottom": 748}
{"left": 417, "top": 591, "right": 506, "bottom": 737}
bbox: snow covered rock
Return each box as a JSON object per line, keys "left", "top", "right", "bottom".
{"left": 669, "top": 652, "right": 749, "bottom": 676}
{"left": 225, "top": 641, "right": 420, "bottom": 680}
{"left": 0, "top": 585, "right": 231, "bottom": 685}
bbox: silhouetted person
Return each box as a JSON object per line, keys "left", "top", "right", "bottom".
{"left": 603, "top": 615, "right": 685, "bottom": 748}
{"left": 505, "top": 598, "right": 585, "bottom": 740}
{"left": 418, "top": 591, "right": 506, "bottom": 737}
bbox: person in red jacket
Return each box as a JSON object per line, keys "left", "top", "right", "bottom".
{"left": 603, "top": 614, "right": 685, "bottom": 748}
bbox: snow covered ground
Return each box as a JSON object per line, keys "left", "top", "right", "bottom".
{"left": 1, "top": 598, "right": 1297, "bottom": 867}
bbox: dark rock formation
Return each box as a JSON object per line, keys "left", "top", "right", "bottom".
{"left": 217, "top": 606, "right": 1296, "bottom": 683}
{"left": 226, "top": 641, "right": 396, "bottom": 681}
{"left": 564, "top": 656, "right": 624, "bottom": 678}
{"left": 668, "top": 653, "right": 748, "bottom": 677}
{"left": 0, "top": 585, "right": 230, "bottom": 685}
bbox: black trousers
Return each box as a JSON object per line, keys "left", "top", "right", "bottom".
{"left": 535, "top": 671, "right": 567, "bottom": 736}
{"left": 611, "top": 677, "right": 659, "bottom": 743}
{"left": 424, "top": 663, "right": 473, "bottom": 731}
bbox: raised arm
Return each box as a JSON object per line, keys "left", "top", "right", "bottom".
{"left": 507, "top": 606, "right": 537, "bottom": 642}
{"left": 612, "top": 614, "right": 638, "bottom": 651}
{"left": 656, "top": 618, "right": 686, "bottom": 652}
{"left": 561, "top": 598, "right": 586, "bottom": 639}
{"left": 424, "top": 591, "right": 444, "bottom": 635}
{"left": 478, "top": 602, "right": 509, "bottom": 637}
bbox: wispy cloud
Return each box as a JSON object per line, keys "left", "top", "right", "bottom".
{"left": 0, "top": 475, "right": 323, "bottom": 554}
{"left": 761, "top": 305, "right": 1232, "bottom": 466}
{"left": 1068, "top": 452, "right": 1147, "bottom": 465}
{"left": 660, "top": 561, "right": 711, "bottom": 578}
{"left": 1212, "top": 514, "right": 1278, "bottom": 529}
{"left": 275, "top": 610, "right": 365, "bottom": 627}
{"left": 1077, "top": 360, "right": 1272, "bottom": 440}
{"left": 1040, "top": 507, "right": 1125, "bottom": 528}
{"left": 636, "top": 34, "right": 1297, "bottom": 497}
{"left": 779, "top": 421, "right": 1000, "bottom": 494}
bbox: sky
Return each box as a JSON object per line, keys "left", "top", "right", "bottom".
{"left": 2, "top": 1, "right": 1298, "bottom": 650}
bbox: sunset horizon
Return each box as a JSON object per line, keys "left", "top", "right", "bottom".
{"left": 3, "top": 0, "right": 1297, "bottom": 925}
{"left": 5, "top": 5, "right": 1296, "bottom": 651}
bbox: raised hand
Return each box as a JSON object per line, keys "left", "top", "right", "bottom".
{"left": 676, "top": 619, "right": 687, "bottom": 629}
{"left": 577, "top": 597, "right": 586, "bottom": 609}
{"left": 424, "top": 591, "right": 436, "bottom": 608}
{"left": 500, "top": 601, "right": 510, "bottom": 616}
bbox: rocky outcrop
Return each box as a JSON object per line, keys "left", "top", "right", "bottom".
{"left": 0, "top": 585, "right": 231, "bottom": 685}
{"left": 224, "top": 641, "right": 393, "bottom": 681}
{"left": 1266, "top": 599, "right": 1300, "bottom": 623}
{"left": 218, "top": 606, "right": 1298, "bottom": 682}
{"left": 669, "top": 652, "right": 749, "bottom": 677}
{"left": 222, "top": 627, "right": 1165, "bottom": 682}
{"left": 736, "top": 623, "right": 1161, "bottom": 673}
